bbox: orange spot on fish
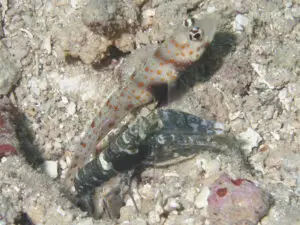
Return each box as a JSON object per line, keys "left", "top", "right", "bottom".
{"left": 80, "top": 142, "right": 87, "bottom": 148}
{"left": 181, "top": 52, "right": 185, "bottom": 57}
{"left": 171, "top": 39, "right": 180, "bottom": 48}
{"left": 160, "top": 78, "right": 165, "bottom": 82}
{"left": 157, "top": 70, "right": 162, "bottom": 75}
{"left": 145, "top": 67, "right": 149, "bottom": 72}
{"left": 136, "top": 95, "right": 141, "bottom": 100}
{"left": 138, "top": 82, "right": 145, "bottom": 87}
{"left": 189, "top": 50, "right": 194, "bottom": 55}
{"left": 150, "top": 77, "right": 155, "bottom": 81}
{"left": 113, "top": 106, "right": 119, "bottom": 111}
{"left": 150, "top": 69, "right": 154, "bottom": 73}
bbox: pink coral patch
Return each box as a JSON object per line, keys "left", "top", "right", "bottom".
{"left": 231, "top": 178, "right": 245, "bottom": 186}
{"left": 0, "top": 144, "right": 17, "bottom": 157}
{"left": 207, "top": 173, "right": 271, "bottom": 225}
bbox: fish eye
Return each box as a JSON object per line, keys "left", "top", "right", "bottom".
{"left": 189, "top": 27, "right": 203, "bottom": 41}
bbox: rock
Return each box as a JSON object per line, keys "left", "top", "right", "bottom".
{"left": 184, "top": 188, "right": 196, "bottom": 203}
{"left": 0, "top": 157, "right": 86, "bottom": 223}
{"left": 61, "top": 96, "right": 69, "bottom": 104}
{"left": 0, "top": 195, "right": 18, "bottom": 224}
{"left": 164, "top": 198, "right": 182, "bottom": 212}
{"left": 28, "top": 77, "right": 41, "bottom": 96}
{"left": 55, "top": 74, "right": 101, "bottom": 101}
{"left": 0, "top": 41, "right": 20, "bottom": 96}
{"left": 138, "top": 183, "right": 156, "bottom": 214}
{"left": 148, "top": 209, "right": 161, "bottom": 224}
{"left": 119, "top": 218, "right": 148, "bottom": 225}
{"left": 75, "top": 218, "right": 94, "bottom": 225}
{"left": 4, "top": 35, "right": 30, "bottom": 62}
{"left": 207, "top": 173, "right": 272, "bottom": 225}
{"left": 252, "top": 63, "right": 297, "bottom": 89}
{"left": 41, "top": 35, "right": 52, "bottom": 54}
{"left": 194, "top": 186, "right": 210, "bottom": 209}
{"left": 115, "top": 33, "right": 135, "bottom": 52}
{"left": 291, "top": 7, "right": 300, "bottom": 18}
{"left": 249, "top": 149, "right": 269, "bottom": 174}
{"left": 234, "top": 14, "right": 250, "bottom": 32}
{"left": 52, "top": 22, "right": 111, "bottom": 64}
{"left": 43, "top": 160, "right": 58, "bottom": 179}
{"left": 232, "top": 0, "right": 251, "bottom": 13}
{"left": 141, "top": 8, "right": 156, "bottom": 29}
{"left": 267, "top": 66, "right": 297, "bottom": 89}
{"left": 26, "top": 204, "right": 46, "bottom": 224}
{"left": 260, "top": 200, "right": 300, "bottom": 225}
{"left": 238, "top": 128, "right": 262, "bottom": 155}
{"left": 281, "top": 154, "right": 300, "bottom": 194}
{"left": 0, "top": 6, "right": 4, "bottom": 38}
{"left": 196, "top": 155, "right": 221, "bottom": 178}
{"left": 164, "top": 213, "right": 204, "bottom": 225}
{"left": 66, "top": 102, "right": 76, "bottom": 116}
{"left": 119, "top": 206, "right": 137, "bottom": 222}
{"left": 82, "top": 0, "right": 139, "bottom": 39}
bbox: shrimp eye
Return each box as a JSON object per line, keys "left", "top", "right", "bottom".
{"left": 189, "top": 26, "right": 203, "bottom": 41}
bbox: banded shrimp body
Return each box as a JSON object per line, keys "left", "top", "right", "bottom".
{"left": 73, "top": 109, "right": 230, "bottom": 218}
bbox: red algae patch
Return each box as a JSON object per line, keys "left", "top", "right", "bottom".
{"left": 207, "top": 173, "right": 272, "bottom": 225}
